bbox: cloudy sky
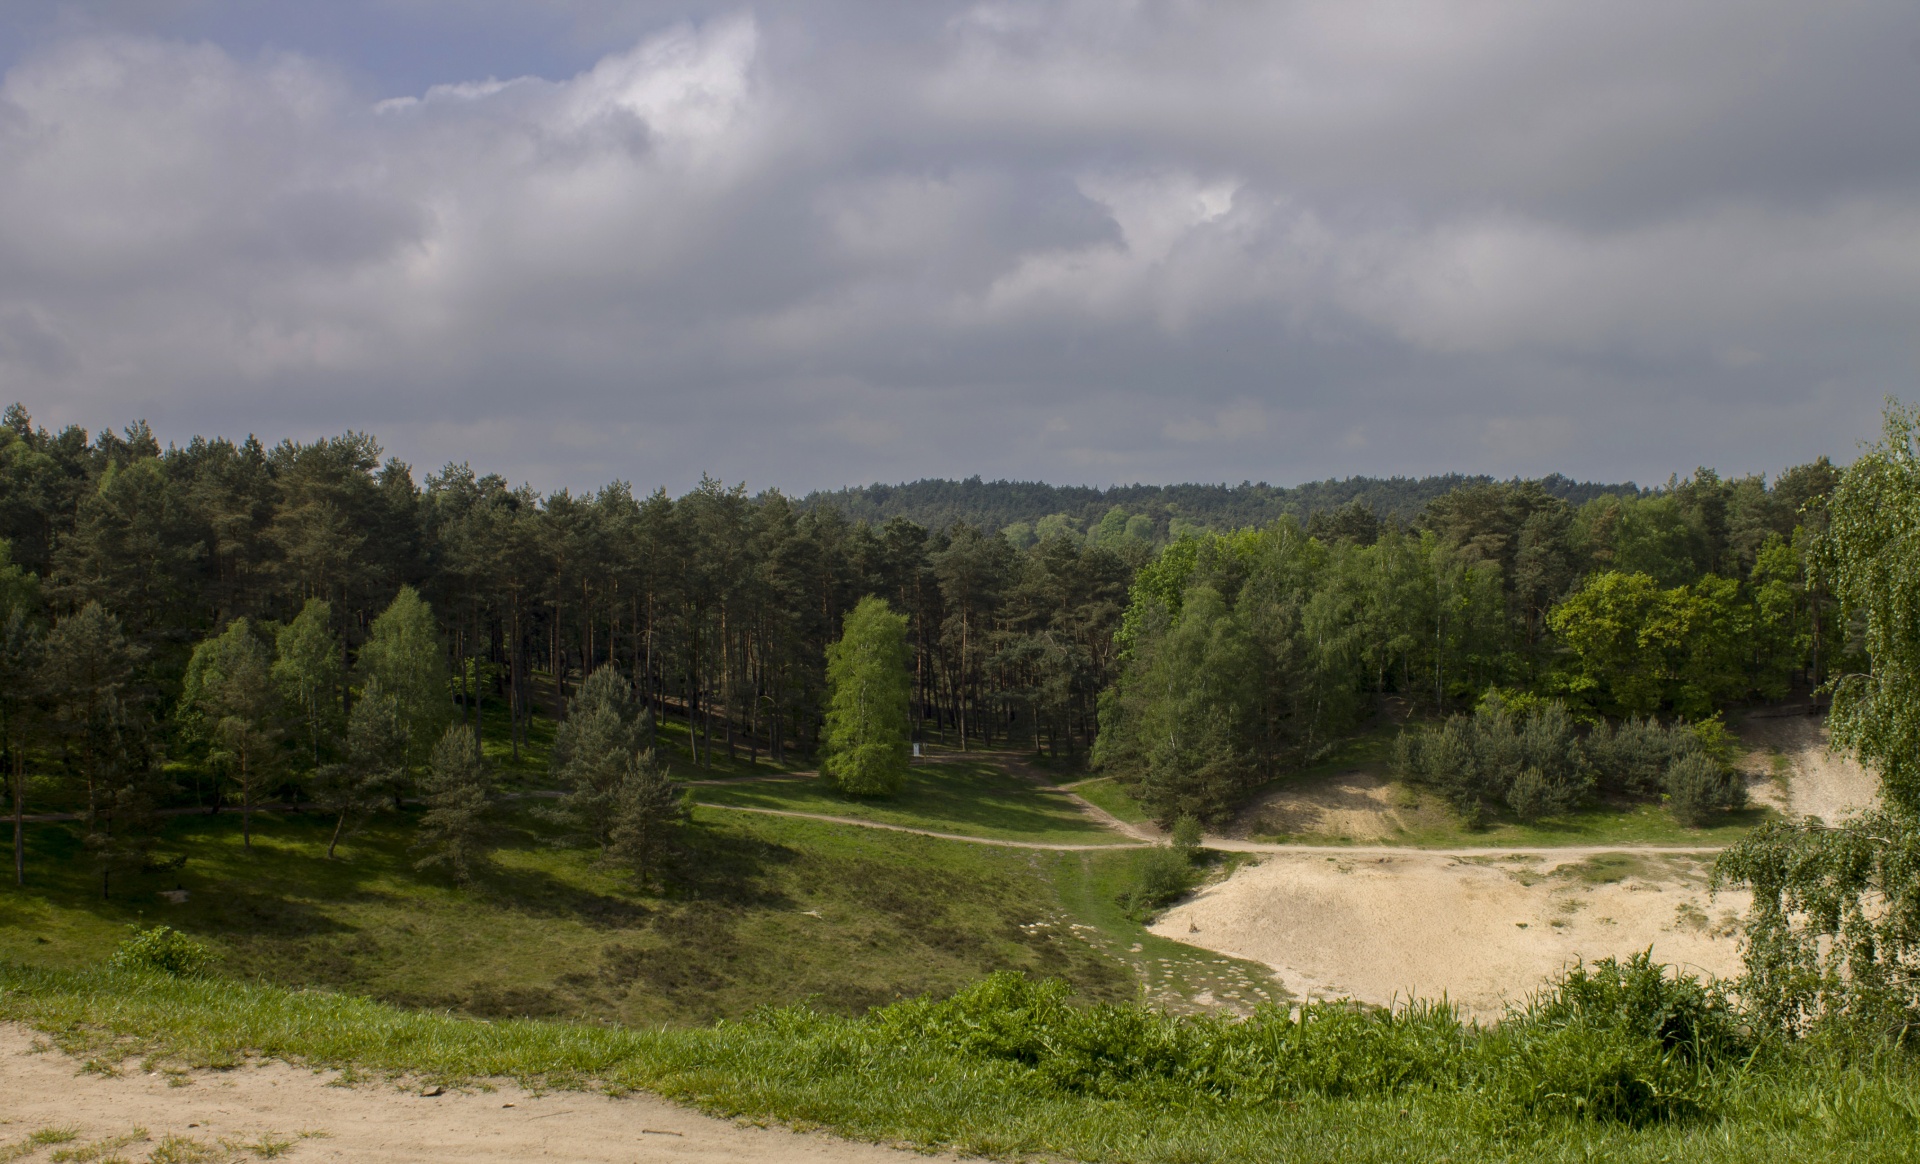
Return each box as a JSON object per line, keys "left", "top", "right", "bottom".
{"left": 3, "top": 2, "right": 1917, "bottom": 493}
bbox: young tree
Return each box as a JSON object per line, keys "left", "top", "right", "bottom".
{"left": 414, "top": 724, "right": 490, "bottom": 885}
{"left": 356, "top": 586, "right": 449, "bottom": 789}
{"left": 38, "top": 602, "right": 154, "bottom": 898}
{"left": 313, "top": 678, "right": 406, "bottom": 858}
{"left": 0, "top": 541, "right": 42, "bottom": 886}
{"left": 274, "top": 598, "right": 342, "bottom": 769}
{"left": 606, "top": 748, "right": 684, "bottom": 888}
{"left": 548, "top": 666, "right": 651, "bottom": 848}
{"left": 822, "top": 596, "right": 912, "bottom": 796}
{"left": 1, "top": 609, "right": 42, "bottom": 886}
{"left": 180, "top": 618, "right": 282, "bottom": 848}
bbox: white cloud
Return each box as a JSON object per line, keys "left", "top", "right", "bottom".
{"left": 0, "top": 1, "right": 1914, "bottom": 491}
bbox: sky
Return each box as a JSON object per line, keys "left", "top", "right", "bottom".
{"left": 3, "top": 1, "right": 1918, "bottom": 495}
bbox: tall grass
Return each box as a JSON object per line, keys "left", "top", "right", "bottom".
{"left": 3, "top": 957, "right": 1915, "bottom": 1162}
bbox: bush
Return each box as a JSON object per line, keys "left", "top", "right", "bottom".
{"left": 1401, "top": 698, "right": 1592, "bottom": 825}
{"left": 1666, "top": 752, "right": 1746, "bottom": 826}
{"left": 872, "top": 966, "right": 1724, "bottom": 1126}
{"left": 1116, "top": 846, "right": 1198, "bottom": 918}
{"left": 1169, "top": 813, "right": 1203, "bottom": 855}
{"left": 109, "top": 925, "right": 215, "bottom": 978}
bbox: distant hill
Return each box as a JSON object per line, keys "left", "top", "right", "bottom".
{"left": 800, "top": 474, "right": 1645, "bottom": 536}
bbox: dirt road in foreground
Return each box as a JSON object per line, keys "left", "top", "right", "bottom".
{"left": 0, "top": 1025, "right": 945, "bottom": 1164}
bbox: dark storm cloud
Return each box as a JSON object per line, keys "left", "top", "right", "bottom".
{"left": 1, "top": 1, "right": 1916, "bottom": 492}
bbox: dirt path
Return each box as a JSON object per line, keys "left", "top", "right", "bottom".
{"left": 1152, "top": 850, "right": 1750, "bottom": 1020}
{"left": 690, "top": 801, "right": 1150, "bottom": 850}
{"left": 0, "top": 1024, "right": 947, "bottom": 1164}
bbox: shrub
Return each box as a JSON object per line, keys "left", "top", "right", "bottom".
{"left": 1169, "top": 813, "right": 1203, "bottom": 855}
{"left": 1116, "top": 846, "right": 1198, "bottom": 918}
{"left": 1666, "top": 752, "right": 1746, "bottom": 826}
{"left": 1402, "top": 698, "right": 1592, "bottom": 825}
{"left": 109, "top": 925, "right": 215, "bottom": 978}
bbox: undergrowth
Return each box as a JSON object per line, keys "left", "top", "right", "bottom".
{"left": 2, "top": 955, "right": 1913, "bottom": 1163}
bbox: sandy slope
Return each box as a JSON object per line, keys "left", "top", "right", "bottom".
{"left": 1150, "top": 851, "right": 1749, "bottom": 1020}
{"left": 0, "top": 1024, "right": 946, "bottom": 1164}
{"left": 1738, "top": 712, "right": 1878, "bottom": 824}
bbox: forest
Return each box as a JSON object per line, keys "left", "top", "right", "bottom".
{"left": 0, "top": 400, "right": 1845, "bottom": 884}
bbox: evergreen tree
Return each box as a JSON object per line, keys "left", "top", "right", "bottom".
{"left": 39, "top": 602, "right": 155, "bottom": 898}
{"left": 313, "top": 677, "right": 406, "bottom": 858}
{"left": 549, "top": 666, "right": 652, "bottom": 848}
{"left": 414, "top": 724, "right": 490, "bottom": 885}
{"left": 1, "top": 609, "right": 41, "bottom": 886}
{"left": 606, "top": 747, "right": 684, "bottom": 887}
{"left": 822, "top": 596, "right": 912, "bottom": 796}
{"left": 179, "top": 617, "right": 282, "bottom": 848}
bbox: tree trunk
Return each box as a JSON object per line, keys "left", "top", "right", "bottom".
{"left": 12, "top": 747, "right": 22, "bottom": 887}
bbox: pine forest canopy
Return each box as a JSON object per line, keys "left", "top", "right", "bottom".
{"left": 0, "top": 398, "right": 1852, "bottom": 881}
{"left": 800, "top": 472, "right": 1647, "bottom": 541}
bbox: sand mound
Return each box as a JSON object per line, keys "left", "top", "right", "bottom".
{"left": 0, "top": 1024, "right": 946, "bottom": 1164}
{"left": 1738, "top": 712, "right": 1877, "bottom": 824}
{"left": 1151, "top": 851, "right": 1749, "bottom": 1021}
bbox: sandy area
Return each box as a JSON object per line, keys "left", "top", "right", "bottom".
{"left": 1737, "top": 712, "right": 1878, "bottom": 824}
{"left": 0, "top": 1024, "right": 944, "bottom": 1164}
{"left": 1151, "top": 851, "right": 1749, "bottom": 1021}
{"left": 1235, "top": 771, "right": 1421, "bottom": 841}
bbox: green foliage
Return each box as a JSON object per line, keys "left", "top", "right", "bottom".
{"left": 179, "top": 617, "right": 282, "bottom": 845}
{"left": 272, "top": 598, "right": 341, "bottom": 769}
{"left": 1396, "top": 698, "right": 1592, "bottom": 826}
{"left": 355, "top": 586, "right": 448, "bottom": 771}
{"left": 413, "top": 724, "right": 491, "bottom": 885}
{"left": 1664, "top": 753, "right": 1746, "bottom": 827}
{"left": 549, "top": 666, "right": 654, "bottom": 847}
{"left": 1715, "top": 402, "right": 1920, "bottom": 1042}
{"left": 1115, "top": 846, "right": 1198, "bottom": 918}
{"left": 1169, "top": 813, "right": 1203, "bottom": 854}
{"left": 879, "top": 963, "right": 1723, "bottom": 1126}
{"left": 312, "top": 678, "right": 406, "bottom": 857}
{"left": 605, "top": 747, "right": 684, "bottom": 887}
{"left": 109, "top": 925, "right": 214, "bottom": 978}
{"left": 822, "top": 597, "right": 911, "bottom": 796}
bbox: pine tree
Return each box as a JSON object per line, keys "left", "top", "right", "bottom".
{"left": 606, "top": 747, "right": 684, "bottom": 887}
{"left": 414, "top": 724, "right": 490, "bottom": 885}
{"left": 822, "top": 596, "right": 911, "bottom": 796}
{"left": 1, "top": 609, "right": 42, "bottom": 886}
{"left": 549, "top": 666, "right": 652, "bottom": 849}
{"left": 314, "top": 677, "right": 406, "bottom": 858}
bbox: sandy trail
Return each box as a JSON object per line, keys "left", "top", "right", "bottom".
{"left": 0, "top": 1024, "right": 945, "bottom": 1164}
{"left": 1151, "top": 850, "right": 1750, "bottom": 1020}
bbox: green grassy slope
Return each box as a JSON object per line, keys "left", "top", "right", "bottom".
{"left": 0, "top": 803, "right": 1150, "bottom": 1025}
{"left": 693, "top": 756, "right": 1135, "bottom": 845}
{"left": 1, "top": 963, "right": 1907, "bottom": 1164}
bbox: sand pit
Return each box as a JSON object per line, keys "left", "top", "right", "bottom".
{"left": 0, "top": 1024, "right": 946, "bottom": 1164}
{"left": 1151, "top": 851, "right": 1750, "bottom": 1021}
{"left": 1738, "top": 712, "right": 1877, "bottom": 824}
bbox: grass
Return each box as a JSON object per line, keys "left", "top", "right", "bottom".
{"left": 1067, "top": 777, "right": 1152, "bottom": 825}
{"left": 691, "top": 756, "right": 1138, "bottom": 846}
{"left": 0, "top": 800, "right": 1149, "bottom": 1026}
{"left": 2, "top": 961, "right": 1915, "bottom": 1163}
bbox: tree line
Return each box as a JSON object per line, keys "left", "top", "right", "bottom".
{"left": 0, "top": 400, "right": 1846, "bottom": 880}
{"left": 1095, "top": 465, "right": 1843, "bottom": 820}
